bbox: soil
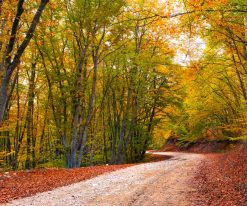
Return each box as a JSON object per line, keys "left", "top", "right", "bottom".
{"left": 161, "top": 138, "right": 239, "bottom": 153}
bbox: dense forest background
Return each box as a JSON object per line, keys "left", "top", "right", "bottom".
{"left": 0, "top": 0, "right": 246, "bottom": 170}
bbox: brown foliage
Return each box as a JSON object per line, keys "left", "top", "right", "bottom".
{"left": 193, "top": 146, "right": 247, "bottom": 206}
{"left": 0, "top": 164, "right": 132, "bottom": 203}
{"left": 0, "top": 153, "right": 169, "bottom": 203}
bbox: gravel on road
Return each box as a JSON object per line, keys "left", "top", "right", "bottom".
{"left": 4, "top": 152, "right": 204, "bottom": 206}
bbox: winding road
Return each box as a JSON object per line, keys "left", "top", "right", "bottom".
{"left": 5, "top": 152, "right": 204, "bottom": 206}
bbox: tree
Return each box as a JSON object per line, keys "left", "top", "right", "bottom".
{"left": 0, "top": 0, "right": 49, "bottom": 122}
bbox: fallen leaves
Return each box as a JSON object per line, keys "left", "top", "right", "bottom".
{"left": 0, "top": 164, "right": 132, "bottom": 203}
{"left": 192, "top": 145, "right": 247, "bottom": 206}
{"left": 0, "top": 153, "right": 169, "bottom": 204}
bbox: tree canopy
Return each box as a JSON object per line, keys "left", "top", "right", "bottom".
{"left": 0, "top": 0, "right": 246, "bottom": 170}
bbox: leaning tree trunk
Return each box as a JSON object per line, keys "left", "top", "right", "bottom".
{"left": 0, "top": 0, "right": 49, "bottom": 122}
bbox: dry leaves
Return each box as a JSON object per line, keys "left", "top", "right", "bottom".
{"left": 0, "top": 153, "right": 169, "bottom": 204}
{"left": 0, "top": 164, "right": 132, "bottom": 203}
{"left": 193, "top": 145, "right": 247, "bottom": 206}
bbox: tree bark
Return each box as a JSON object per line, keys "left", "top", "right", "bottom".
{"left": 25, "top": 64, "right": 36, "bottom": 169}
{"left": 0, "top": 0, "right": 49, "bottom": 122}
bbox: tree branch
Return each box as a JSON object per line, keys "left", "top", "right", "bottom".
{"left": 8, "top": 0, "right": 49, "bottom": 75}
{"left": 5, "top": 0, "right": 25, "bottom": 65}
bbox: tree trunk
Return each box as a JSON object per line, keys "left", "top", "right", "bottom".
{"left": 25, "top": 65, "right": 36, "bottom": 169}
{"left": 0, "top": 0, "right": 49, "bottom": 122}
{"left": 77, "top": 52, "right": 98, "bottom": 167}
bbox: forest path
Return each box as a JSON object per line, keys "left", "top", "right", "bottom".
{"left": 5, "top": 152, "right": 204, "bottom": 206}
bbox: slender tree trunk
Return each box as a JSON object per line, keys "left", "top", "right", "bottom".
{"left": 77, "top": 52, "right": 98, "bottom": 167}
{"left": 25, "top": 65, "right": 36, "bottom": 169}
{"left": 13, "top": 70, "right": 20, "bottom": 169}
{"left": 69, "top": 47, "right": 87, "bottom": 168}
{"left": 117, "top": 87, "right": 131, "bottom": 164}
{"left": 232, "top": 54, "right": 247, "bottom": 101}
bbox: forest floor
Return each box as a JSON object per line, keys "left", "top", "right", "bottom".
{"left": 2, "top": 152, "right": 204, "bottom": 206}
{"left": 0, "top": 154, "right": 169, "bottom": 204}
{"left": 192, "top": 146, "right": 247, "bottom": 206}
{"left": 1, "top": 149, "right": 247, "bottom": 206}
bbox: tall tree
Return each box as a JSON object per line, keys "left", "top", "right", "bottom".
{"left": 0, "top": 0, "right": 49, "bottom": 121}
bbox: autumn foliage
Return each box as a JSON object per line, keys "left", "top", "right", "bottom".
{"left": 193, "top": 146, "right": 247, "bottom": 206}
{"left": 0, "top": 164, "right": 132, "bottom": 203}
{"left": 0, "top": 0, "right": 246, "bottom": 174}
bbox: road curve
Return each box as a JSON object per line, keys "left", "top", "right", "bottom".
{"left": 5, "top": 152, "right": 204, "bottom": 206}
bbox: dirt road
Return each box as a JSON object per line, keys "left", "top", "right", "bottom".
{"left": 5, "top": 152, "right": 204, "bottom": 206}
